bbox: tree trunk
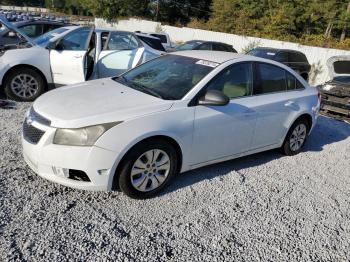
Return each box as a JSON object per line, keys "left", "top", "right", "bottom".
{"left": 340, "top": 1, "right": 350, "bottom": 41}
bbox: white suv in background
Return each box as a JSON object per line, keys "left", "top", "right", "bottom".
{"left": 0, "top": 18, "right": 164, "bottom": 101}
{"left": 22, "top": 51, "right": 320, "bottom": 199}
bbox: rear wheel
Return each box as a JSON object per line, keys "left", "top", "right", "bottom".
{"left": 117, "top": 139, "right": 178, "bottom": 199}
{"left": 282, "top": 119, "right": 309, "bottom": 156}
{"left": 4, "top": 67, "right": 45, "bottom": 102}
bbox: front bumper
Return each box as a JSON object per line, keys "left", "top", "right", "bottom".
{"left": 22, "top": 120, "right": 119, "bottom": 191}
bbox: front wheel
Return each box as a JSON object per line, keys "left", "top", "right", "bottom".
{"left": 282, "top": 119, "right": 309, "bottom": 156}
{"left": 4, "top": 67, "right": 45, "bottom": 102}
{"left": 117, "top": 139, "right": 178, "bottom": 199}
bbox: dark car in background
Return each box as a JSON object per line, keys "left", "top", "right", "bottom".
{"left": 248, "top": 47, "right": 311, "bottom": 81}
{"left": 0, "top": 20, "right": 72, "bottom": 46}
{"left": 175, "top": 40, "right": 237, "bottom": 53}
{"left": 318, "top": 56, "right": 350, "bottom": 117}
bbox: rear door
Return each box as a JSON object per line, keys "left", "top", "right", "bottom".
{"left": 50, "top": 27, "right": 93, "bottom": 85}
{"left": 250, "top": 62, "right": 300, "bottom": 149}
{"left": 96, "top": 31, "right": 144, "bottom": 78}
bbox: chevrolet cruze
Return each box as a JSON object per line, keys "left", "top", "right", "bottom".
{"left": 22, "top": 51, "right": 320, "bottom": 199}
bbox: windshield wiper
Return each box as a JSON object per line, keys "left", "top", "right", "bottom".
{"left": 129, "top": 81, "right": 163, "bottom": 99}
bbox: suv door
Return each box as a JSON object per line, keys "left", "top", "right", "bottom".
{"left": 49, "top": 27, "right": 93, "bottom": 85}
{"left": 96, "top": 31, "right": 144, "bottom": 78}
{"left": 191, "top": 62, "right": 257, "bottom": 165}
{"left": 251, "top": 62, "right": 303, "bottom": 149}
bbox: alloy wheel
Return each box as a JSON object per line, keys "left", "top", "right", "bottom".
{"left": 130, "top": 149, "right": 171, "bottom": 192}
{"left": 10, "top": 74, "right": 39, "bottom": 99}
{"left": 289, "top": 123, "right": 307, "bottom": 151}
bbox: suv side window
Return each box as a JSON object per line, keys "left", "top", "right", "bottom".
{"left": 254, "top": 63, "right": 286, "bottom": 94}
{"left": 206, "top": 63, "right": 253, "bottom": 99}
{"left": 212, "top": 43, "right": 227, "bottom": 51}
{"left": 44, "top": 24, "right": 60, "bottom": 34}
{"left": 288, "top": 52, "right": 306, "bottom": 63}
{"left": 196, "top": 43, "right": 212, "bottom": 50}
{"left": 60, "top": 28, "right": 91, "bottom": 51}
{"left": 275, "top": 52, "right": 288, "bottom": 62}
{"left": 106, "top": 32, "right": 139, "bottom": 50}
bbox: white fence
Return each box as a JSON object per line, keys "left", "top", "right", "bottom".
{"left": 96, "top": 18, "right": 350, "bottom": 85}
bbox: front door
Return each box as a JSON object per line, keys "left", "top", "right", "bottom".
{"left": 50, "top": 27, "right": 93, "bottom": 85}
{"left": 191, "top": 62, "right": 257, "bottom": 165}
{"left": 96, "top": 31, "right": 144, "bottom": 78}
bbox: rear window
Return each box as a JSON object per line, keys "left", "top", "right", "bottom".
{"left": 137, "top": 35, "right": 165, "bottom": 51}
{"left": 150, "top": 34, "right": 167, "bottom": 43}
{"left": 333, "top": 75, "right": 350, "bottom": 83}
{"left": 333, "top": 61, "right": 350, "bottom": 74}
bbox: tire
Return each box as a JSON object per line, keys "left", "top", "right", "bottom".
{"left": 4, "top": 67, "right": 45, "bottom": 102}
{"left": 282, "top": 119, "right": 309, "bottom": 156}
{"left": 117, "top": 139, "right": 178, "bottom": 199}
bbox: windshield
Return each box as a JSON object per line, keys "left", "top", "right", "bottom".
{"left": 115, "top": 55, "right": 215, "bottom": 100}
{"left": 333, "top": 76, "right": 350, "bottom": 83}
{"left": 33, "top": 27, "right": 69, "bottom": 47}
{"left": 248, "top": 49, "right": 276, "bottom": 59}
{"left": 175, "top": 41, "right": 202, "bottom": 51}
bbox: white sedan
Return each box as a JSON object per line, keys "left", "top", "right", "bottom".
{"left": 0, "top": 18, "right": 163, "bottom": 101}
{"left": 22, "top": 51, "right": 320, "bottom": 199}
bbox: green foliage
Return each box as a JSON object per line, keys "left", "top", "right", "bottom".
{"left": 3, "top": 0, "right": 350, "bottom": 49}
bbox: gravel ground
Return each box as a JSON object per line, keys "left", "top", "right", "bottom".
{"left": 1, "top": 102, "right": 350, "bottom": 261}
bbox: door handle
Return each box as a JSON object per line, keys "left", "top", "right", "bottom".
{"left": 285, "top": 101, "right": 296, "bottom": 107}
{"left": 74, "top": 54, "right": 82, "bottom": 58}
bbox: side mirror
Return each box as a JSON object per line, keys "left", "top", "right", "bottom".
{"left": 198, "top": 90, "right": 229, "bottom": 106}
{"left": 55, "top": 42, "right": 64, "bottom": 51}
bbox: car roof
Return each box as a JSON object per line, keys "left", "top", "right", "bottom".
{"left": 253, "top": 47, "right": 304, "bottom": 54}
{"left": 172, "top": 50, "right": 244, "bottom": 63}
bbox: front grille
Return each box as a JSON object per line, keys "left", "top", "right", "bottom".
{"left": 23, "top": 121, "right": 45, "bottom": 144}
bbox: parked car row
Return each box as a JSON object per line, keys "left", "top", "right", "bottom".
{"left": 0, "top": 18, "right": 165, "bottom": 101}
{"left": 0, "top": 9, "right": 69, "bottom": 23}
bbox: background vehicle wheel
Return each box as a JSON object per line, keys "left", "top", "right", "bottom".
{"left": 282, "top": 119, "right": 309, "bottom": 156}
{"left": 4, "top": 67, "right": 45, "bottom": 102}
{"left": 117, "top": 139, "right": 178, "bottom": 199}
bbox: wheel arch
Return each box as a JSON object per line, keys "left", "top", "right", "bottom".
{"left": 111, "top": 135, "right": 184, "bottom": 190}
{"left": 283, "top": 113, "right": 313, "bottom": 144}
{"left": 2, "top": 64, "right": 49, "bottom": 90}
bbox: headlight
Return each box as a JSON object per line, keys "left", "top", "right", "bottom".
{"left": 53, "top": 122, "right": 122, "bottom": 146}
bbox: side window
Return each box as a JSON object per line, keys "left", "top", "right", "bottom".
{"left": 275, "top": 52, "right": 288, "bottom": 62}
{"left": 286, "top": 72, "right": 296, "bottom": 90}
{"left": 196, "top": 43, "right": 212, "bottom": 50}
{"left": 254, "top": 63, "right": 286, "bottom": 95}
{"left": 150, "top": 34, "right": 167, "bottom": 43}
{"left": 105, "top": 32, "right": 139, "bottom": 50}
{"left": 288, "top": 52, "right": 305, "bottom": 63}
{"left": 212, "top": 43, "right": 227, "bottom": 51}
{"left": 60, "top": 28, "right": 91, "bottom": 51}
{"left": 101, "top": 32, "right": 109, "bottom": 50}
{"left": 20, "top": 24, "right": 44, "bottom": 38}
{"left": 206, "top": 63, "right": 253, "bottom": 99}
{"left": 44, "top": 24, "right": 60, "bottom": 34}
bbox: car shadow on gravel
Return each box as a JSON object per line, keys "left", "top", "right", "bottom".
{"left": 161, "top": 115, "right": 350, "bottom": 195}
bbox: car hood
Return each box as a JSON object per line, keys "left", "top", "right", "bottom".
{"left": 33, "top": 78, "right": 174, "bottom": 128}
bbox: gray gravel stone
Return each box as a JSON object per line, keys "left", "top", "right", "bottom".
{"left": 0, "top": 102, "right": 350, "bottom": 261}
